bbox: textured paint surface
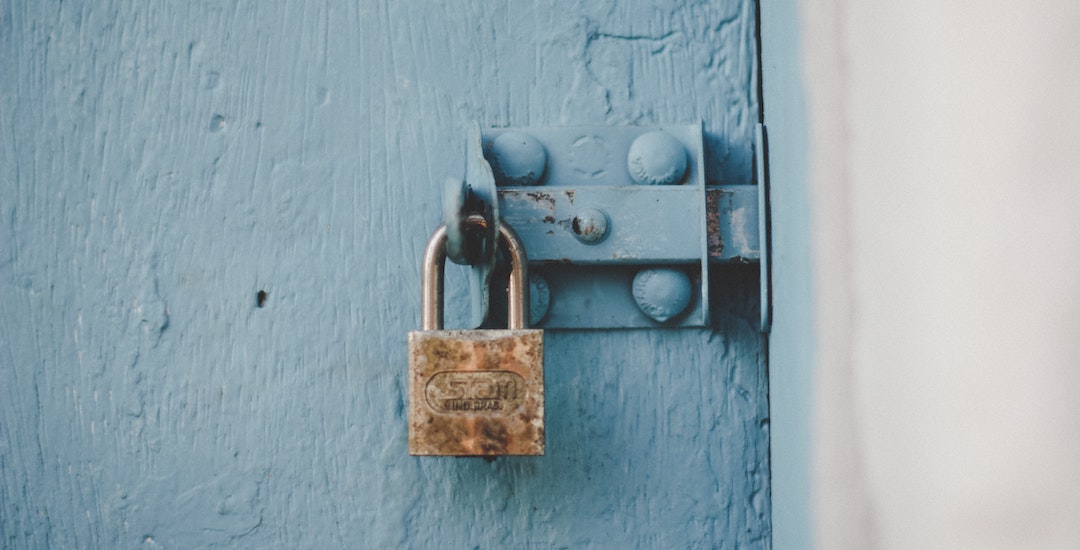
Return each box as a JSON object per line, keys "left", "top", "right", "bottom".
{"left": 0, "top": 1, "right": 766, "bottom": 547}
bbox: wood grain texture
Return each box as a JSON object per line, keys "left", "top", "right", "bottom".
{"left": 0, "top": 0, "right": 766, "bottom": 547}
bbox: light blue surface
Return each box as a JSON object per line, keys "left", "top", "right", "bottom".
{"left": 483, "top": 124, "right": 724, "bottom": 329}
{"left": 0, "top": 1, "right": 769, "bottom": 547}
{"left": 760, "top": 1, "right": 816, "bottom": 548}
{"left": 488, "top": 131, "right": 547, "bottom": 187}
{"left": 631, "top": 268, "right": 694, "bottom": 322}
{"left": 487, "top": 124, "right": 710, "bottom": 328}
{"left": 627, "top": 131, "right": 688, "bottom": 186}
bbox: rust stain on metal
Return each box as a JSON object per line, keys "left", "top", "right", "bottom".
{"left": 524, "top": 191, "right": 556, "bottom": 211}
{"left": 705, "top": 188, "right": 724, "bottom": 257}
{"left": 408, "top": 329, "right": 544, "bottom": 456}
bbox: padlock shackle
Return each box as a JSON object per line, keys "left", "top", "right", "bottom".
{"left": 422, "top": 215, "right": 530, "bottom": 331}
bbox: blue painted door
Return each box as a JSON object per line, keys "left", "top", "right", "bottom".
{"left": 0, "top": 1, "right": 768, "bottom": 547}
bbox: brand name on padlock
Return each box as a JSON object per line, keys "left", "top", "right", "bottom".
{"left": 424, "top": 371, "right": 526, "bottom": 414}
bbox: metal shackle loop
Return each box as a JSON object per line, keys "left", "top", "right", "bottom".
{"left": 422, "top": 215, "right": 530, "bottom": 331}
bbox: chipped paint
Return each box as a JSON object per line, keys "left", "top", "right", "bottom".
{"left": 706, "top": 188, "right": 726, "bottom": 257}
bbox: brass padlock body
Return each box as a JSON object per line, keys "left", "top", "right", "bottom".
{"left": 408, "top": 217, "right": 544, "bottom": 456}
{"left": 408, "top": 329, "right": 543, "bottom": 455}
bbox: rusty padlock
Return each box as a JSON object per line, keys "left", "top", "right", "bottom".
{"left": 408, "top": 216, "right": 545, "bottom": 456}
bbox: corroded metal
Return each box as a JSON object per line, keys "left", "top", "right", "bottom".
{"left": 408, "top": 329, "right": 544, "bottom": 456}
{"left": 410, "top": 217, "right": 544, "bottom": 456}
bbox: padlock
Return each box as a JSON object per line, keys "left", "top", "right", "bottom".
{"left": 408, "top": 215, "right": 545, "bottom": 456}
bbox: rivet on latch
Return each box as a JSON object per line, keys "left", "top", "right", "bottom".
{"left": 570, "top": 208, "right": 610, "bottom": 244}
{"left": 627, "top": 131, "right": 688, "bottom": 185}
{"left": 474, "top": 123, "right": 725, "bottom": 329}
{"left": 488, "top": 131, "right": 547, "bottom": 186}
{"left": 490, "top": 273, "right": 551, "bottom": 327}
{"left": 530, "top": 273, "right": 551, "bottom": 326}
{"left": 632, "top": 268, "right": 692, "bottom": 323}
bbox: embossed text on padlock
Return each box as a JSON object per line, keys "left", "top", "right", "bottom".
{"left": 408, "top": 215, "right": 545, "bottom": 456}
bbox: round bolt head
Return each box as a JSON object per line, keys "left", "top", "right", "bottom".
{"left": 570, "top": 208, "right": 610, "bottom": 244}
{"left": 632, "top": 268, "right": 692, "bottom": 323}
{"left": 529, "top": 273, "right": 551, "bottom": 326}
{"left": 489, "top": 272, "right": 551, "bottom": 327}
{"left": 488, "top": 131, "right": 547, "bottom": 186}
{"left": 627, "top": 131, "right": 688, "bottom": 185}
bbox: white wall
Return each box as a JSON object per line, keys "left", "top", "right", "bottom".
{"left": 805, "top": 2, "right": 1080, "bottom": 548}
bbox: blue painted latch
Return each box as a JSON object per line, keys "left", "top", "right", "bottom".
{"left": 446, "top": 122, "right": 768, "bottom": 330}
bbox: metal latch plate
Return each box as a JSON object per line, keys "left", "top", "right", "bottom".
{"left": 439, "top": 123, "right": 766, "bottom": 330}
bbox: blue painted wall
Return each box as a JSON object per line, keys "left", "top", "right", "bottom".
{"left": 0, "top": 1, "right": 768, "bottom": 547}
